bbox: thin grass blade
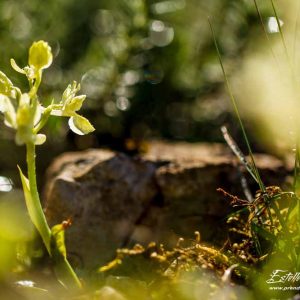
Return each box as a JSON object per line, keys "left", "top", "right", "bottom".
{"left": 208, "top": 17, "right": 265, "bottom": 192}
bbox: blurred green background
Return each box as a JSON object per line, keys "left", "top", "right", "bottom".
{"left": 0, "top": 0, "right": 272, "bottom": 184}
{"left": 0, "top": 1, "right": 289, "bottom": 296}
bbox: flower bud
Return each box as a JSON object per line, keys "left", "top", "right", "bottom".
{"left": 29, "top": 41, "right": 53, "bottom": 70}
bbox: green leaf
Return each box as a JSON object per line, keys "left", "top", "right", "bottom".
{"left": 251, "top": 222, "right": 276, "bottom": 242}
{"left": 29, "top": 41, "right": 53, "bottom": 71}
{"left": 18, "top": 166, "right": 36, "bottom": 227}
{"left": 68, "top": 114, "right": 95, "bottom": 135}
{"left": 277, "top": 238, "right": 287, "bottom": 253}
{"left": 17, "top": 166, "right": 51, "bottom": 252}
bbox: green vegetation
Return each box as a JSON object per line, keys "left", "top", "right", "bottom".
{"left": 211, "top": 1, "right": 300, "bottom": 299}
{"left": 0, "top": 1, "right": 299, "bottom": 299}
{"left": 0, "top": 0, "right": 269, "bottom": 145}
{"left": 0, "top": 40, "right": 94, "bottom": 290}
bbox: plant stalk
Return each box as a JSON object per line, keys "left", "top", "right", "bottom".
{"left": 26, "top": 142, "right": 51, "bottom": 253}
{"left": 208, "top": 17, "right": 265, "bottom": 192}
{"left": 26, "top": 141, "right": 82, "bottom": 289}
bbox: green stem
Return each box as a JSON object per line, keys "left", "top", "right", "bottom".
{"left": 270, "top": 0, "right": 296, "bottom": 82}
{"left": 293, "top": 1, "right": 300, "bottom": 66}
{"left": 292, "top": 140, "right": 300, "bottom": 233}
{"left": 26, "top": 142, "right": 51, "bottom": 253}
{"left": 29, "top": 70, "right": 42, "bottom": 99}
{"left": 208, "top": 17, "right": 265, "bottom": 192}
{"left": 270, "top": 0, "right": 289, "bottom": 60}
{"left": 53, "top": 255, "right": 83, "bottom": 289}
{"left": 271, "top": 202, "right": 297, "bottom": 265}
{"left": 252, "top": 0, "right": 278, "bottom": 64}
{"left": 33, "top": 104, "right": 53, "bottom": 134}
{"left": 266, "top": 204, "right": 274, "bottom": 233}
{"left": 26, "top": 142, "right": 82, "bottom": 289}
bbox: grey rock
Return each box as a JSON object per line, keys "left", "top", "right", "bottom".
{"left": 44, "top": 149, "right": 157, "bottom": 268}
{"left": 43, "top": 142, "right": 289, "bottom": 269}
